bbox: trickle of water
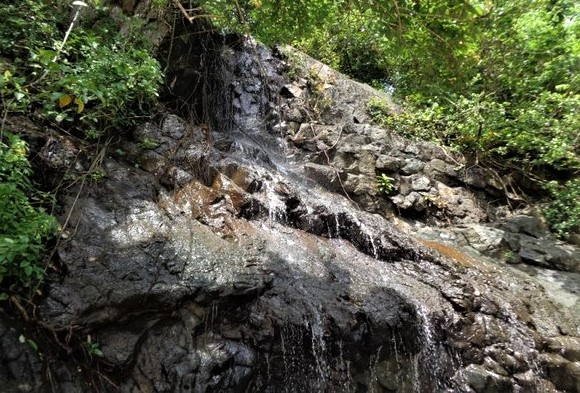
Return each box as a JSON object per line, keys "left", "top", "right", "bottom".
{"left": 280, "top": 324, "right": 307, "bottom": 393}
{"left": 412, "top": 352, "right": 422, "bottom": 393}
{"left": 368, "top": 345, "right": 383, "bottom": 393}
{"left": 351, "top": 215, "right": 379, "bottom": 258}
{"left": 415, "top": 306, "right": 446, "bottom": 392}
{"left": 336, "top": 340, "right": 353, "bottom": 388}
{"left": 264, "top": 353, "right": 272, "bottom": 386}
{"left": 391, "top": 331, "right": 400, "bottom": 364}
{"left": 280, "top": 325, "right": 289, "bottom": 391}
{"left": 369, "top": 237, "right": 379, "bottom": 259}
{"left": 307, "top": 309, "right": 330, "bottom": 390}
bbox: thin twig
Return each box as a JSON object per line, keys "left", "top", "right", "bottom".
{"left": 164, "top": 11, "right": 177, "bottom": 74}
{"left": 233, "top": 0, "right": 245, "bottom": 24}
{"left": 26, "top": 3, "right": 86, "bottom": 89}
{"left": 171, "top": 0, "right": 207, "bottom": 23}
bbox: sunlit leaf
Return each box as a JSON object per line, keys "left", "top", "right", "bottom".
{"left": 74, "top": 98, "right": 84, "bottom": 113}
{"left": 58, "top": 94, "right": 72, "bottom": 108}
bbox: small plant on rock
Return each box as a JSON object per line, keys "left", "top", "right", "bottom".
{"left": 139, "top": 137, "right": 160, "bottom": 150}
{"left": 84, "top": 337, "right": 103, "bottom": 358}
{"left": 502, "top": 250, "right": 518, "bottom": 264}
{"left": 278, "top": 46, "right": 304, "bottom": 81}
{"left": 376, "top": 173, "right": 395, "bottom": 194}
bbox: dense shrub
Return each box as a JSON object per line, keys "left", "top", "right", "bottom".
{"left": 545, "top": 179, "right": 580, "bottom": 239}
{"left": 0, "top": 0, "right": 163, "bottom": 138}
{"left": 0, "top": 133, "right": 56, "bottom": 299}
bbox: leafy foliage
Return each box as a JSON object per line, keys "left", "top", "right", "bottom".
{"left": 0, "top": 0, "right": 163, "bottom": 138}
{"left": 545, "top": 179, "right": 580, "bottom": 239}
{"left": 0, "top": 133, "right": 57, "bottom": 299}
{"left": 197, "top": 0, "right": 478, "bottom": 94}
{"left": 367, "top": 0, "right": 579, "bottom": 173}
{"left": 467, "top": 0, "right": 580, "bottom": 172}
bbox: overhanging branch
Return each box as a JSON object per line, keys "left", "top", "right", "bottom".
{"left": 172, "top": 0, "right": 209, "bottom": 23}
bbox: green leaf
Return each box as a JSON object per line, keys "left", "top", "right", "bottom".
{"left": 26, "top": 339, "right": 38, "bottom": 352}
{"left": 50, "top": 92, "right": 66, "bottom": 101}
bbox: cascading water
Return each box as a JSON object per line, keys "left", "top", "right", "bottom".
{"left": 307, "top": 311, "right": 330, "bottom": 390}
{"left": 207, "top": 39, "right": 461, "bottom": 392}
{"left": 279, "top": 324, "right": 309, "bottom": 392}
{"left": 414, "top": 306, "right": 449, "bottom": 392}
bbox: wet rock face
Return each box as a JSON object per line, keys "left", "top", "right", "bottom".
{"left": 0, "top": 320, "right": 44, "bottom": 393}
{"left": 2, "top": 35, "right": 579, "bottom": 392}
{"left": 26, "top": 148, "right": 454, "bottom": 391}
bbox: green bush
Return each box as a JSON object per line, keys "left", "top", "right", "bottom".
{"left": 369, "top": 90, "right": 580, "bottom": 174}
{"left": 0, "top": 0, "right": 163, "bottom": 139}
{"left": 545, "top": 179, "right": 580, "bottom": 239}
{"left": 0, "top": 133, "right": 57, "bottom": 299}
{"left": 43, "top": 37, "right": 163, "bottom": 138}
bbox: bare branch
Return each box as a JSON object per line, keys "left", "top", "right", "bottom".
{"left": 172, "top": 0, "right": 209, "bottom": 23}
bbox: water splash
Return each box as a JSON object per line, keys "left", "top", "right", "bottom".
{"left": 264, "top": 180, "right": 286, "bottom": 227}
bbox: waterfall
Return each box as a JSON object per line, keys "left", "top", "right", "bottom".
{"left": 218, "top": 38, "right": 456, "bottom": 393}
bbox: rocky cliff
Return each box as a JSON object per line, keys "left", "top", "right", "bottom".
{"left": 0, "top": 22, "right": 578, "bottom": 393}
